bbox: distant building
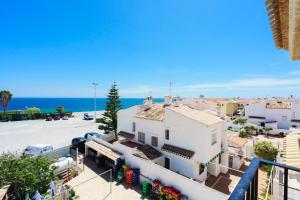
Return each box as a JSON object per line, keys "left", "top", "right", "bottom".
{"left": 244, "top": 99, "right": 300, "bottom": 130}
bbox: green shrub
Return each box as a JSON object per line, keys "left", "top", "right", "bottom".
{"left": 239, "top": 130, "right": 247, "bottom": 138}
{"left": 254, "top": 141, "right": 278, "bottom": 161}
{"left": 278, "top": 132, "right": 285, "bottom": 138}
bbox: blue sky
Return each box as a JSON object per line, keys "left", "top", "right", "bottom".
{"left": 0, "top": 0, "right": 299, "bottom": 98}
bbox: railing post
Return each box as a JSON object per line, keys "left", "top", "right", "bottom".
{"left": 284, "top": 168, "right": 288, "bottom": 200}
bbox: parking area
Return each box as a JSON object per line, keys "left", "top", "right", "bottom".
{"left": 68, "top": 159, "right": 145, "bottom": 200}
{"left": 0, "top": 112, "right": 99, "bottom": 154}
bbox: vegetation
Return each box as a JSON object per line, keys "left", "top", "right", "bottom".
{"left": 0, "top": 90, "right": 13, "bottom": 120}
{"left": 233, "top": 118, "right": 247, "bottom": 125}
{"left": 239, "top": 129, "right": 247, "bottom": 138}
{"left": 56, "top": 106, "right": 64, "bottom": 114}
{"left": 244, "top": 125, "right": 257, "bottom": 135}
{"left": 263, "top": 127, "right": 273, "bottom": 136}
{"left": 0, "top": 154, "right": 56, "bottom": 199}
{"left": 254, "top": 141, "right": 278, "bottom": 161}
{"left": 278, "top": 132, "right": 285, "bottom": 138}
{"left": 98, "top": 82, "right": 122, "bottom": 138}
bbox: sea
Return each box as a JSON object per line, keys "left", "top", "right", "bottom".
{"left": 5, "top": 98, "right": 164, "bottom": 113}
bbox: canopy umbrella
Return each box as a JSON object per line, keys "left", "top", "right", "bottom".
{"left": 50, "top": 181, "right": 56, "bottom": 197}
{"left": 25, "top": 193, "right": 30, "bottom": 200}
{"left": 60, "top": 185, "right": 69, "bottom": 200}
{"left": 33, "top": 191, "right": 42, "bottom": 200}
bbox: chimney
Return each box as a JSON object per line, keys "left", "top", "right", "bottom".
{"left": 144, "top": 96, "right": 153, "bottom": 106}
{"left": 173, "top": 96, "right": 180, "bottom": 107}
{"left": 164, "top": 96, "right": 172, "bottom": 105}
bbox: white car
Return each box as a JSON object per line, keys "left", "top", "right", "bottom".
{"left": 23, "top": 144, "right": 54, "bottom": 156}
{"left": 83, "top": 113, "right": 94, "bottom": 120}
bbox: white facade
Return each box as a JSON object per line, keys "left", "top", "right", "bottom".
{"left": 117, "top": 103, "right": 229, "bottom": 182}
{"left": 244, "top": 100, "right": 300, "bottom": 130}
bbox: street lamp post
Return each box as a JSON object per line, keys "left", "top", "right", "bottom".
{"left": 92, "top": 82, "right": 98, "bottom": 122}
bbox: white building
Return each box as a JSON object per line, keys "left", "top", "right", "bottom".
{"left": 117, "top": 96, "right": 229, "bottom": 182}
{"left": 227, "top": 136, "right": 249, "bottom": 170}
{"left": 244, "top": 100, "right": 300, "bottom": 130}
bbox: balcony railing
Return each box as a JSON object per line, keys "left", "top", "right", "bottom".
{"left": 228, "top": 157, "right": 300, "bottom": 200}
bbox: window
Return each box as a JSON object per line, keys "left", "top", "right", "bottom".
{"left": 199, "top": 163, "right": 205, "bottom": 175}
{"left": 282, "top": 116, "right": 287, "bottom": 121}
{"left": 132, "top": 122, "right": 136, "bottom": 132}
{"left": 138, "top": 132, "right": 145, "bottom": 143}
{"left": 211, "top": 132, "right": 217, "bottom": 145}
{"left": 219, "top": 155, "right": 222, "bottom": 164}
{"left": 165, "top": 157, "right": 170, "bottom": 169}
{"left": 165, "top": 129, "right": 169, "bottom": 140}
{"left": 151, "top": 136, "right": 158, "bottom": 147}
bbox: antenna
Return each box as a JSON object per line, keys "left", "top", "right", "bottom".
{"left": 169, "top": 81, "right": 175, "bottom": 97}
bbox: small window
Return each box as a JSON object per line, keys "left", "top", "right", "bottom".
{"left": 219, "top": 155, "right": 222, "bottom": 164}
{"left": 165, "top": 129, "right": 169, "bottom": 140}
{"left": 132, "top": 122, "right": 136, "bottom": 132}
{"left": 199, "top": 163, "right": 205, "bottom": 175}
{"left": 282, "top": 116, "right": 287, "bottom": 121}
{"left": 211, "top": 132, "right": 217, "bottom": 145}
{"left": 151, "top": 136, "right": 158, "bottom": 147}
{"left": 138, "top": 132, "right": 145, "bottom": 144}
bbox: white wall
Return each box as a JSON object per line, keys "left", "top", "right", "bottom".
{"left": 265, "top": 109, "right": 291, "bottom": 129}
{"left": 245, "top": 102, "right": 266, "bottom": 118}
{"left": 164, "top": 108, "right": 223, "bottom": 163}
{"left": 113, "top": 142, "right": 227, "bottom": 200}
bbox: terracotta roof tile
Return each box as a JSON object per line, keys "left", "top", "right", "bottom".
{"left": 162, "top": 144, "right": 195, "bottom": 159}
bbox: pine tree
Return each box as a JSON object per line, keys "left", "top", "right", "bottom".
{"left": 98, "top": 82, "right": 122, "bottom": 139}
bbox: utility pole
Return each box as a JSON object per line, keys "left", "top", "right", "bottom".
{"left": 92, "top": 82, "right": 98, "bottom": 122}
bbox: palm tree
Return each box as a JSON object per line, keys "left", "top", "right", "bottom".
{"left": 0, "top": 90, "right": 13, "bottom": 120}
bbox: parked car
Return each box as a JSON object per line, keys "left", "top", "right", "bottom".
{"left": 84, "top": 132, "right": 100, "bottom": 139}
{"left": 83, "top": 113, "right": 94, "bottom": 120}
{"left": 71, "top": 137, "right": 86, "bottom": 153}
{"left": 45, "top": 116, "right": 53, "bottom": 121}
{"left": 52, "top": 114, "right": 60, "bottom": 120}
{"left": 23, "top": 144, "right": 54, "bottom": 156}
{"left": 62, "top": 116, "right": 69, "bottom": 120}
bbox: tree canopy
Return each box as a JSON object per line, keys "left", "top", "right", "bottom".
{"left": 0, "top": 154, "right": 56, "bottom": 199}
{"left": 233, "top": 118, "right": 247, "bottom": 125}
{"left": 0, "top": 90, "right": 13, "bottom": 115}
{"left": 254, "top": 141, "right": 278, "bottom": 161}
{"left": 98, "top": 82, "right": 122, "bottom": 136}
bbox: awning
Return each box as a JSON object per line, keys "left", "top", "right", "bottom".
{"left": 161, "top": 144, "right": 194, "bottom": 159}
{"left": 85, "top": 141, "right": 122, "bottom": 161}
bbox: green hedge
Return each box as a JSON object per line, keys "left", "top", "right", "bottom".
{"left": 0, "top": 111, "right": 73, "bottom": 121}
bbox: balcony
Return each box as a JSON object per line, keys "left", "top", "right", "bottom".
{"left": 228, "top": 157, "right": 300, "bottom": 200}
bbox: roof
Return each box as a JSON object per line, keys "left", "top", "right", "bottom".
{"left": 282, "top": 134, "right": 300, "bottom": 168}
{"left": 120, "top": 141, "right": 162, "bottom": 160}
{"left": 265, "top": 101, "right": 291, "bottom": 109}
{"left": 85, "top": 140, "right": 122, "bottom": 161}
{"left": 265, "top": 0, "right": 300, "bottom": 60}
{"left": 291, "top": 119, "right": 300, "bottom": 123}
{"left": 167, "top": 105, "right": 223, "bottom": 126}
{"left": 248, "top": 116, "right": 266, "bottom": 120}
{"left": 161, "top": 144, "right": 195, "bottom": 159}
{"left": 135, "top": 104, "right": 165, "bottom": 121}
{"left": 118, "top": 131, "right": 135, "bottom": 139}
{"left": 227, "top": 136, "right": 248, "bottom": 148}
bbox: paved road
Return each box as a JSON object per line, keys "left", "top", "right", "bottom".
{"left": 0, "top": 112, "right": 99, "bottom": 154}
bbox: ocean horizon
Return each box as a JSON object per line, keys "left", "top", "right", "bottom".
{"left": 3, "top": 98, "right": 164, "bottom": 113}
